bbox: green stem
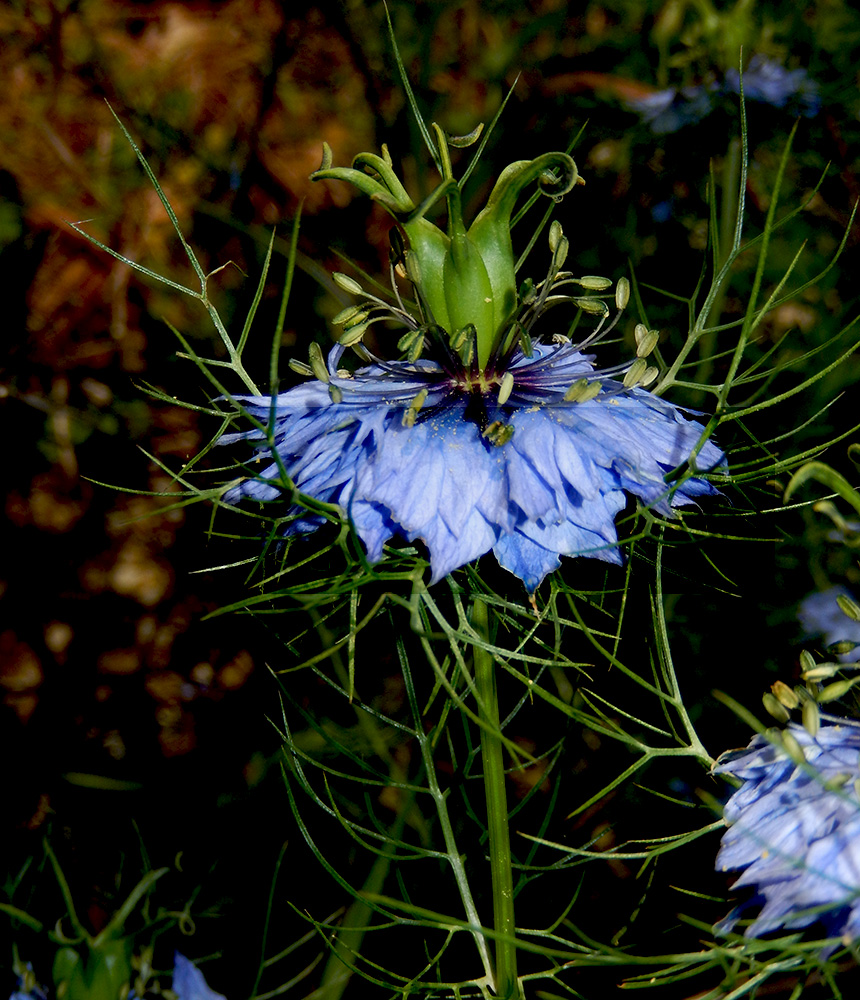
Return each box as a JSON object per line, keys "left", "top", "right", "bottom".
{"left": 472, "top": 599, "right": 522, "bottom": 1000}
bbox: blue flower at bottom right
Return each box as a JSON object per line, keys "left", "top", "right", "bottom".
{"left": 713, "top": 721, "right": 860, "bottom": 953}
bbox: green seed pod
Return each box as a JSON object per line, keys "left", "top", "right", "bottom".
{"left": 762, "top": 692, "right": 790, "bottom": 723}
{"left": 615, "top": 276, "right": 630, "bottom": 310}
{"left": 332, "top": 272, "right": 364, "bottom": 296}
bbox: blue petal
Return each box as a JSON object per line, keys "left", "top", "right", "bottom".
{"left": 714, "top": 721, "right": 860, "bottom": 950}
{"left": 172, "top": 953, "right": 226, "bottom": 1000}
{"left": 219, "top": 343, "right": 725, "bottom": 590}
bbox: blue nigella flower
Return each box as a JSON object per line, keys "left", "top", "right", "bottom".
{"left": 627, "top": 84, "right": 716, "bottom": 134}
{"left": 713, "top": 720, "right": 860, "bottom": 952}
{"left": 171, "top": 952, "right": 226, "bottom": 1000}
{"left": 221, "top": 337, "right": 724, "bottom": 592}
{"left": 724, "top": 54, "right": 820, "bottom": 117}
{"left": 798, "top": 587, "right": 860, "bottom": 663}
{"left": 219, "top": 134, "right": 725, "bottom": 590}
{"left": 7, "top": 953, "right": 222, "bottom": 1000}
{"left": 629, "top": 56, "right": 819, "bottom": 135}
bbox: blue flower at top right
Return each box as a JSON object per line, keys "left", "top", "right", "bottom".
{"left": 714, "top": 721, "right": 860, "bottom": 953}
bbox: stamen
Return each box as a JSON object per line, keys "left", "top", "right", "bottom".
{"left": 573, "top": 297, "right": 610, "bottom": 317}
{"left": 564, "top": 379, "right": 601, "bottom": 403}
{"left": 483, "top": 420, "right": 515, "bottom": 446}
{"left": 634, "top": 324, "right": 659, "bottom": 358}
{"left": 308, "top": 342, "right": 330, "bottom": 383}
{"left": 623, "top": 358, "right": 648, "bottom": 388}
{"left": 332, "top": 305, "right": 365, "bottom": 326}
{"left": 288, "top": 359, "right": 313, "bottom": 377}
{"left": 328, "top": 384, "right": 343, "bottom": 403}
{"left": 498, "top": 371, "right": 515, "bottom": 405}
{"left": 332, "top": 272, "right": 364, "bottom": 295}
{"left": 615, "top": 276, "right": 630, "bottom": 311}
{"left": 577, "top": 275, "right": 612, "bottom": 291}
{"left": 401, "top": 388, "right": 428, "bottom": 428}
